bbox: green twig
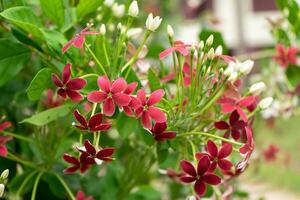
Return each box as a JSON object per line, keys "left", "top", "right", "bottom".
{"left": 53, "top": 173, "right": 76, "bottom": 200}
{"left": 31, "top": 171, "right": 43, "bottom": 200}
{"left": 85, "top": 43, "right": 107, "bottom": 76}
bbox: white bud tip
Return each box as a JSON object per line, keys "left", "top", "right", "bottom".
{"left": 112, "top": 3, "right": 125, "bottom": 18}
{"left": 104, "top": 0, "right": 114, "bottom": 7}
{"left": 207, "top": 48, "right": 215, "bottom": 59}
{"left": 259, "top": 97, "right": 273, "bottom": 109}
{"left": 198, "top": 40, "right": 204, "bottom": 49}
{"left": 167, "top": 24, "right": 174, "bottom": 37}
{"left": 0, "top": 184, "right": 4, "bottom": 198}
{"left": 249, "top": 82, "right": 266, "bottom": 95}
{"left": 128, "top": 1, "right": 139, "bottom": 17}
{"left": 206, "top": 34, "right": 214, "bottom": 46}
{"left": 0, "top": 169, "right": 9, "bottom": 180}
{"left": 100, "top": 24, "right": 106, "bottom": 35}
{"left": 146, "top": 13, "right": 162, "bottom": 31}
{"left": 239, "top": 60, "right": 254, "bottom": 74}
{"left": 215, "top": 45, "right": 223, "bottom": 56}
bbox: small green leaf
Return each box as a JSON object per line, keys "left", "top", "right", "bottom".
{"left": 21, "top": 104, "right": 74, "bottom": 126}
{"left": 26, "top": 68, "right": 53, "bottom": 101}
{"left": 40, "top": 0, "right": 65, "bottom": 28}
{"left": 286, "top": 65, "right": 300, "bottom": 87}
{"left": 148, "top": 68, "right": 161, "bottom": 91}
{"left": 116, "top": 113, "right": 139, "bottom": 139}
{"left": 76, "top": 0, "right": 103, "bottom": 20}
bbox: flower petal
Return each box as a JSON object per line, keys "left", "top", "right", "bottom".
{"left": 73, "top": 36, "right": 85, "bottom": 48}
{"left": 97, "top": 76, "right": 111, "bottom": 93}
{"left": 51, "top": 74, "right": 63, "bottom": 87}
{"left": 112, "top": 93, "right": 131, "bottom": 106}
{"left": 103, "top": 98, "right": 115, "bottom": 116}
{"left": 218, "top": 159, "right": 233, "bottom": 170}
{"left": 239, "top": 96, "right": 255, "bottom": 107}
{"left": 148, "top": 107, "right": 166, "bottom": 123}
{"left": 141, "top": 110, "right": 152, "bottom": 129}
{"left": 159, "top": 47, "right": 176, "bottom": 59}
{"left": 64, "top": 166, "right": 79, "bottom": 174}
{"left": 147, "top": 89, "right": 165, "bottom": 106}
{"left": 66, "top": 78, "right": 86, "bottom": 90}
{"left": 180, "top": 176, "right": 197, "bottom": 183}
{"left": 111, "top": 78, "right": 127, "bottom": 93}
{"left": 0, "top": 121, "right": 11, "bottom": 132}
{"left": 74, "top": 110, "right": 88, "bottom": 128}
{"left": 63, "top": 154, "right": 79, "bottom": 165}
{"left": 229, "top": 110, "right": 239, "bottom": 125}
{"left": 96, "top": 148, "right": 115, "bottom": 158}
{"left": 153, "top": 122, "right": 167, "bottom": 134}
{"left": 62, "top": 63, "right": 72, "bottom": 84}
{"left": 84, "top": 140, "right": 96, "bottom": 156}
{"left": 66, "top": 90, "right": 83, "bottom": 102}
{"left": 218, "top": 143, "right": 232, "bottom": 159}
{"left": 207, "top": 140, "right": 218, "bottom": 158}
{"left": 180, "top": 160, "right": 197, "bottom": 177}
{"left": 194, "top": 180, "right": 206, "bottom": 196}
{"left": 137, "top": 89, "right": 147, "bottom": 105}
{"left": 197, "top": 156, "right": 210, "bottom": 176}
{"left": 57, "top": 88, "right": 67, "bottom": 98}
{"left": 87, "top": 91, "right": 107, "bottom": 103}
{"left": 88, "top": 113, "right": 103, "bottom": 129}
{"left": 202, "top": 174, "right": 221, "bottom": 185}
{"left": 0, "top": 146, "right": 8, "bottom": 157}
{"left": 155, "top": 131, "right": 176, "bottom": 141}
{"left": 62, "top": 39, "right": 75, "bottom": 54}
{"left": 124, "top": 82, "right": 138, "bottom": 94}
{"left": 91, "top": 124, "right": 111, "bottom": 131}
{"left": 214, "top": 121, "right": 229, "bottom": 130}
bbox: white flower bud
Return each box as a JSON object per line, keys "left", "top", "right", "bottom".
{"left": 259, "top": 97, "right": 273, "bottom": 109}
{"left": 127, "top": 28, "right": 143, "bottom": 38}
{"left": 112, "top": 3, "right": 125, "bottom": 18}
{"left": 249, "top": 82, "right": 266, "bottom": 95}
{"left": 0, "top": 184, "right": 4, "bottom": 198}
{"left": 206, "top": 34, "right": 214, "bottom": 46}
{"left": 100, "top": 24, "right": 106, "bottom": 35}
{"left": 239, "top": 60, "right": 254, "bottom": 74}
{"left": 104, "top": 0, "right": 114, "bottom": 7}
{"left": 167, "top": 24, "right": 174, "bottom": 37}
{"left": 0, "top": 169, "right": 9, "bottom": 180}
{"left": 207, "top": 48, "right": 215, "bottom": 59}
{"left": 228, "top": 71, "right": 238, "bottom": 81}
{"left": 128, "top": 1, "right": 139, "bottom": 17}
{"left": 224, "top": 64, "right": 234, "bottom": 76}
{"left": 145, "top": 13, "right": 162, "bottom": 31}
{"left": 198, "top": 40, "right": 204, "bottom": 50}
{"left": 117, "top": 22, "right": 122, "bottom": 30}
{"left": 215, "top": 45, "right": 223, "bottom": 56}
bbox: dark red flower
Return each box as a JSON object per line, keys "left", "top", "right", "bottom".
{"left": 42, "top": 89, "right": 64, "bottom": 108}
{"left": 76, "top": 191, "right": 93, "bottom": 200}
{"left": 180, "top": 156, "right": 221, "bottom": 196}
{"left": 0, "top": 136, "right": 12, "bottom": 157}
{"left": 122, "top": 82, "right": 138, "bottom": 117}
{"left": 274, "top": 44, "right": 298, "bottom": 68}
{"left": 159, "top": 40, "right": 190, "bottom": 59}
{"left": 150, "top": 122, "right": 176, "bottom": 142}
{"left": 217, "top": 96, "right": 255, "bottom": 122}
{"left": 196, "top": 140, "right": 233, "bottom": 171}
{"left": 237, "top": 127, "right": 254, "bottom": 173}
{"left": 214, "top": 111, "right": 247, "bottom": 140}
{"left": 52, "top": 64, "right": 86, "bottom": 102}
{"left": 87, "top": 76, "right": 131, "bottom": 116}
{"left": 62, "top": 27, "right": 99, "bottom": 53}
{"left": 63, "top": 153, "right": 95, "bottom": 174}
{"left": 133, "top": 89, "right": 166, "bottom": 129}
{"left": 73, "top": 110, "right": 111, "bottom": 132}
{"left": 263, "top": 144, "right": 279, "bottom": 162}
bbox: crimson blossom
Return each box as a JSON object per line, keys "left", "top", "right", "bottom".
{"left": 87, "top": 76, "right": 131, "bottom": 116}
{"left": 73, "top": 110, "right": 111, "bottom": 132}
{"left": 149, "top": 122, "right": 176, "bottom": 142}
{"left": 180, "top": 156, "right": 221, "bottom": 197}
{"left": 52, "top": 64, "right": 87, "bottom": 102}
{"left": 62, "top": 27, "right": 99, "bottom": 53}
{"left": 196, "top": 140, "right": 233, "bottom": 172}
{"left": 274, "top": 44, "right": 298, "bottom": 68}
{"left": 133, "top": 89, "right": 166, "bottom": 129}
{"left": 63, "top": 153, "right": 95, "bottom": 174}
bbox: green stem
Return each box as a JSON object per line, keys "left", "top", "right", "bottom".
{"left": 84, "top": 43, "right": 107, "bottom": 76}
{"left": 54, "top": 173, "right": 76, "bottom": 200}
{"left": 31, "top": 171, "right": 43, "bottom": 200}
{"left": 102, "top": 36, "right": 110, "bottom": 67}
{"left": 2, "top": 131, "right": 33, "bottom": 143}
{"left": 7, "top": 152, "right": 37, "bottom": 168}
{"left": 180, "top": 132, "right": 243, "bottom": 146}
{"left": 17, "top": 170, "right": 38, "bottom": 196}
{"left": 80, "top": 73, "right": 99, "bottom": 79}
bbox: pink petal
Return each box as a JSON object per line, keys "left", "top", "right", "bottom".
{"left": 239, "top": 96, "right": 255, "bottom": 107}
{"left": 194, "top": 180, "right": 206, "bottom": 196}
{"left": 66, "top": 90, "right": 83, "bottom": 102}
{"left": 207, "top": 140, "right": 218, "bottom": 158}
{"left": 180, "top": 160, "right": 197, "bottom": 177}
{"left": 141, "top": 110, "right": 152, "bottom": 129}
{"left": 87, "top": 91, "right": 107, "bottom": 103}
{"left": 197, "top": 156, "right": 210, "bottom": 176}
{"left": 218, "top": 143, "right": 232, "bottom": 159}
{"left": 62, "top": 63, "right": 72, "bottom": 84}
{"left": 202, "top": 174, "right": 221, "bottom": 185}
{"left": 218, "top": 159, "right": 233, "bottom": 170}
{"left": 76, "top": 191, "right": 85, "bottom": 200}
{"left": 84, "top": 140, "right": 96, "bottom": 155}
{"left": 74, "top": 110, "right": 88, "bottom": 128}
{"left": 236, "top": 107, "right": 248, "bottom": 122}
{"left": 153, "top": 122, "right": 167, "bottom": 134}
{"left": 124, "top": 82, "right": 138, "bottom": 94}
{"left": 61, "top": 39, "right": 75, "bottom": 54}
{"left": 214, "top": 121, "right": 229, "bottom": 130}
{"left": 147, "top": 89, "right": 165, "bottom": 106}
{"left": 103, "top": 98, "right": 115, "bottom": 116}
{"left": 159, "top": 47, "right": 176, "bottom": 59}
{"left": 73, "top": 36, "right": 85, "bottom": 48}
{"left": 137, "top": 89, "right": 147, "bottom": 105}
{"left": 221, "top": 105, "right": 236, "bottom": 113}
{"left": 111, "top": 78, "right": 127, "bottom": 93}
{"left": 97, "top": 76, "right": 111, "bottom": 93}
{"left": 88, "top": 113, "right": 103, "bottom": 129}
{"left": 148, "top": 107, "right": 166, "bottom": 123}
{"left": 66, "top": 78, "right": 86, "bottom": 90}
{"left": 0, "top": 146, "right": 8, "bottom": 157}
{"left": 112, "top": 93, "right": 131, "bottom": 106}
{"left": 52, "top": 74, "right": 63, "bottom": 87}
{"left": 0, "top": 121, "right": 11, "bottom": 132}
{"left": 175, "top": 46, "right": 189, "bottom": 56}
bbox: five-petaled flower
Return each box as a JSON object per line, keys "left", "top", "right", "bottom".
{"left": 180, "top": 156, "right": 221, "bottom": 197}
{"left": 52, "top": 64, "right": 87, "bottom": 102}
{"left": 76, "top": 191, "right": 94, "bottom": 200}
{"left": 62, "top": 27, "right": 99, "bottom": 53}
{"left": 159, "top": 40, "right": 190, "bottom": 60}
{"left": 87, "top": 76, "right": 131, "bottom": 116}
{"left": 133, "top": 89, "right": 166, "bottom": 129}
{"left": 274, "top": 44, "right": 298, "bottom": 68}
{"left": 214, "top": 110, "right": 247, "bottom": 140}
{"left": 196, "top": 140, "right": 233, "bottom": 171}
{"left": 149, "top": 122, "right": 176, "bottom": 142}
{"left": 217, "top": 96, "right": 255, "bottom": 122}
{"left": 63, "top": 153, "right": 95, "bottom": 174}
{"left": 73, "top": 110, "right": 111, "bottom": 132}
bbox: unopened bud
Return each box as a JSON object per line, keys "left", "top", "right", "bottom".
{"left": 0, "top": 184, "right": 4, "bottom": 198}
{"left": 100, "top": 24, "right": 106, "bottom": 35}
{"left": 0, "top": 169, "right": 9, "bottom": 180}
{"left": 206, "top": 34, "right": 214, "bottom": 46}
{"left": 239, "top": 60, "right": 254, "bottom": 75}
{"left": 259, "top": 97, "right": 273, "bottom": 109}
{"left": 207, "top": 48, "right": 215, "bottom": 59}
{"left": 128, "top": 1, "right": 139, "bottom": 17}
{"left": 198, "top": 40, "right": 204, "bottom": 50}
{"left": 215, "top": 45, "right": 223, "bottom": 56}
{"left": 249, "top": 82, "right": 266, "bottom": 95}
{"left": 167, "top": 24, "right": 174, "bottom": 37}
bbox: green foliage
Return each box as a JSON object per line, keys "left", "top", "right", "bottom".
{"left": 76, "top": 0, "right": 103, "bottom": 20}
{"left": 286, "top": 65, "right": 300, "bottom": 87}
{"left": 128, "top": 185, "right": 161, "bottom": 200}
{"left": 148, "top": 68, "right": 161, "bottom": 92}
{"left": 40, "top": 0, "right": 65, "bottom": 28}
{"left": 116, "top": 112, "right": 139, "bottom": 139}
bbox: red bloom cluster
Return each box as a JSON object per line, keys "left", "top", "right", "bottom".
{"left": 52, "top": 64, "right": 86, "bottom": 102}
{"left": 274, "top": 44, "right": 298, "bottom": 68}
{"left": 0, "top": 121, "right": 12, "bottom": 157}
{"left": 63, "top": 140, "right": 114, "bottom": 174}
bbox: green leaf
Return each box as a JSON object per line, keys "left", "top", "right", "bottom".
{"left": 0, "top": 39, "right": 30, "bottom": 86}
{"left": 26, "top": 68, "right": 53, "bottom": 101}
{"left": 40, "top": 0, "right": 65, "bottom": 28}
{"left": 76, "top": 0, "right": 103, "bottom": 20}
{"left": 148, "top": 68, "right": 161, "bottom": 91}
{"left": 0, "top": 6, "right": 45, "bottom": 41}
{"left": 129, "top": 185, "right": 161, "bottom": 200}
{"left": 286, "top": 65, "right": 300, "bottom": 87}
{"left": 21, "top": 104, "right": 74, "bottom": 126}
{"left": 116, "top": 112, "right": 139, "bottom": 139}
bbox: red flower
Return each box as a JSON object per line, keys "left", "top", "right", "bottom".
{"left": 217, "top": 96, "right": 255, "bottom": 122}
{"left": 150, "top": 122, "right": 176, "bottom": 142}
{"left": 77, "top": 140, "right": 115, "bottom": 163}
{"left": 52, "top": 64, "right": 86, "bottom": 102}
{"left": 214, "top": 111, "right": 247, "bottom": 140}
{"left": 263, "top": 144, "right": 279, "bottom": 162}
{"left": 122, "top": 82, "right": 138, "bottom": 117}
{"left": 0, "top": 121, "right": 11, "bottom": 132}
{"left": 196, "top": 140, "right": 233, "bottom": 171}
{"left": 134, "top": 89, "right": 166, "bottom": 129}
{"left": 42, "top": 89, "right": 64, "bottom": 108}
{"left": 76, "top": 191, "right": 93, "bottom": 200}
{"left": 62, "top": 27, "right": 99, "bottom": 53}
{"left": 87, "top": 76, "right": 131, "bottom": 116}
{"left": 237, "top": 127, "right": 254, "bottom": 173}
{"left": 274, "top": 44, "right": 298, "bottom": 68}
{"left": 159, "top": 40, "right": 190, "bottom": 60}
{"left": 0, "top": 136, "right": 12, "bottom": 157}
{"left": 63, "top": 153, "right": 95, "bottom": 174}
{"left": 73, "top": 110, "right": 111, "bottom": 132}
{"left": 180, "top": 156, "right": 221, "bottom": 197}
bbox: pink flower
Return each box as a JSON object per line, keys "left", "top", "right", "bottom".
{"left": 73, "top": 110, "right": 111, "bottom": 132}
{"left": 62, "top": 27, "right": 99, "bottom": 53}
{"left": 42, "top": 89, "right": 64, "bottom": 108}
{"left": 263, "top": 144, "right": 279, "bottom": 162}
{"left": 52, "top": 64, "right": 87, "bottom": 102}
{"left": 0, "top": 136, "right": 12, "bottom": 157}
{"left": 0, "top": 121, "right": 11, "bottom": 132}
{"left": 159, "top": 40, "right": 190, "bottom": 60}
{"left": 150, "top": 122, "right": 176, "bottom": 142}
{"left": 122, "top": 82, "right": 138, "bottom": 117}
{"left": 63, "top": 153, "right": 95, "bottom": 174}
{"left": 87, "top": 76, "right": 131, "bottom": 116}
{"left": 274, "top": 44, "right": 298, "bottom": 68}
{"left": 180, "top": 156, "right": 221, "bottom": 197}
{"left": 76, "top": 191, "right": 93, "bottom": 200}
{"left": 217, "top": 96, "right": 255, "bottom": 122}
{"left": 133, "top": 89, "right": 166, "bottom": 129}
